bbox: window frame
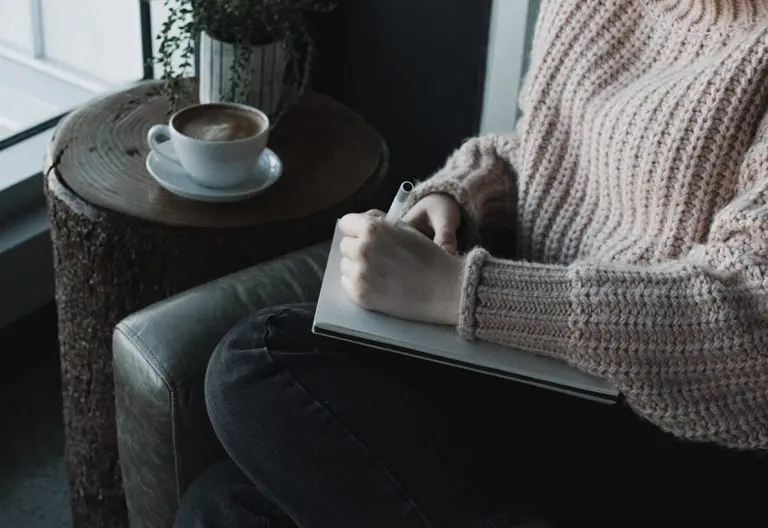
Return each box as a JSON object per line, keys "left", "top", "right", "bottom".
{"left": 480, "top": 0, "right": 539, "bottom": 135}
{"left": 0, "top": 1, "right": 155, "bottom": 155}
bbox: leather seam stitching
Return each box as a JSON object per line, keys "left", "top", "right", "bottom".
{"left": 115, "top": 323, "right": 185, "bottom": 501}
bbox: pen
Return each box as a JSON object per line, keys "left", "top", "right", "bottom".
{"left": 384, "top": 181, "right": 413, "bottom": 225}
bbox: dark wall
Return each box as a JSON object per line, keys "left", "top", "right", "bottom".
{"left": 312, "top": 0, "right": 493, "bottom": 198}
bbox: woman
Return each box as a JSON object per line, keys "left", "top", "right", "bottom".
{"left": 176, "top": 1, "right": 768, "bottom": 526}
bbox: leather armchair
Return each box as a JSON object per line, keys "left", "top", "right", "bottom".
{"left": 112, "top": 242, "right": 330, "bottom": 528}
{"left": 111, "top": 216, "right": 515, "bottom": 528}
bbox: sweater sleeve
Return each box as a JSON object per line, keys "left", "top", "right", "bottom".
{"left": 459, "top": 123, "right": 768, "bottom": 451}
{"left": 402, "top": 133, "right": 519, "bottom": 242}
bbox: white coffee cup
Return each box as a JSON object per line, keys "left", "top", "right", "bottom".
{"left": 147, "top": 102, "right": 270, "bottom": 189}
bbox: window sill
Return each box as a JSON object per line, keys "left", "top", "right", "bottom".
{"left": 0, "top": 203, "right": 53, "bottom": 329}
{"left": 0, "top": 201, "right": 48, "bottom": 255}
{"left": 0, "top": 112, "right": 59, "bottom": 330}
{"left": 0, "top": 129, "right": 53, "bottom": 217}
{"left": 0, "top": 53, "right": 100, "bottom": 144}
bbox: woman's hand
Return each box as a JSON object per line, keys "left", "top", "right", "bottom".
{"left": 338, "top": 210, "right": 464, "bottom": 325}
{"left": 401, "top": 193, "right": 462, "bottom": 255}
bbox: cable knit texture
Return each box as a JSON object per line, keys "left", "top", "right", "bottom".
{"left": 404, "top": 0, "right": 768, "bottom": 450}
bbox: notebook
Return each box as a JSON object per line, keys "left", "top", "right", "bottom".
{"left": 311, "top": 223, "right": 619, "bottom": 404}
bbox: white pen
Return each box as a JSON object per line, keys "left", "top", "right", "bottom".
{"left": 384, "top": 181, "right": 414, "bottom": 225}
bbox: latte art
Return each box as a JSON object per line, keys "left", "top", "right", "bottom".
{"left": 175, "top": 106, "right": 264, "bottom": 142}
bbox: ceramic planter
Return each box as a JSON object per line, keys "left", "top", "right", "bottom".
{"left": 198, "top": 31, "right": 287, "bottom": 116}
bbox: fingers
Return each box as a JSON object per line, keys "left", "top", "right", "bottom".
{"left": 340, "top": 260, "right": 369, "bottom": 309}
{"left": 339, "top": 236, "right": 363, "bottom": 260}
{"left": 401, "top": 208, "right": 429, "bottom": 234}
{"left": 339, "top": 213, "right": 368, "bottom": 237}
{"left": 400, "top": 198, "right": 458, "bottom": 253}
{"left": 400, "top": 202, "right": 422, "bottom": 224}
{"left": 340, "top": 275, "right": 365, "bottom": 308}
{"left": 339, "top": 256, "right": 357, "bottom": 279}
{"left": 339, "top": 208, "right": 455, "bottom": 255}
{"left": 431, "top": 217, "right": 459, "bottom": 255}
{"left": 438, "top": 241, "right": 458, "bottom": 256}
{"left": 339, "top": 210, "right": 385, "bottom": 237}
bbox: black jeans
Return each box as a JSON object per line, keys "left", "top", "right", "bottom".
{"left": 175, "top": 304, "right": 766, "bottom": 528}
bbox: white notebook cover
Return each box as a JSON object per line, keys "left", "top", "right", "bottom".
{"left": 312, "top": 224, "right": 619, "bottom": 404}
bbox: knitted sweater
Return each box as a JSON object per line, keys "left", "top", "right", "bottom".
{"left": 404, "top": 0, "right": 768, "bottom": 450}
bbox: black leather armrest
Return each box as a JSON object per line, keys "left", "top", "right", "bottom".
{"left": 112, "top": 242, "right": 329, "bottom": 528}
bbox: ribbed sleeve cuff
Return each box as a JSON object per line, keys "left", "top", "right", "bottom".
{"left": 457, "top": 247, "right": 488, "bottom": 339}
{"left": 457, "top": 249, "right": 574, "bottom": 358}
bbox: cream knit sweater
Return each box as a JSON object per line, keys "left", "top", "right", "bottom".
{"left": 405, "top": 0, "right": 768, "bottom": 450}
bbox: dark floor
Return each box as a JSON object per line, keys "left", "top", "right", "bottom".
{"left": 0, "top": 303, "right": 72, "bottom": 528}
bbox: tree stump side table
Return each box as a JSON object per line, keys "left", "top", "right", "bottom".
{"left": 43, "top": 81, "right": 387, "bottom": 528}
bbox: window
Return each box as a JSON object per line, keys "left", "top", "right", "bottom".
{"left": 480, "top": 0, "right": 540, "bottom": 135}
{"left": 0, "top": 0, "right": 168, "bottom": 195}
{"left": 0, "top": 1, "right": 150, "bottom": 142}
{"left": 0, "top": 1, "right": 184, "bottom": 326}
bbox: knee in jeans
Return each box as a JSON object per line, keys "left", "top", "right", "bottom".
{"left": 204, "top": 332, "right": 253, "bottom": 439}
{"left": 204, "top": 344, "right": 229, "bottom": 435}
{"left": 204, "top": 306, "right": 318, "bottom": 446}
{"left": 204, "top": 316, "right": 257, "bottom": 439}
{"left": 203, "top": 309, "right": 294, "bottom": 441}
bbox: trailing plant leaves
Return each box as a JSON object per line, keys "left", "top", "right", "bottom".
{"left": 142, "top": 0, "right": 338, "bottom": 114}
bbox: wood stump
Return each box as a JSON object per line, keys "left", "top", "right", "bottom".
{"left": 44, "top": 81, "right": 387, "bottom": 528}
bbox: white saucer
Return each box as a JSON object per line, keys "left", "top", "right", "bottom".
{"left": 145, "top": 140, "right": 282, "bottom": 203}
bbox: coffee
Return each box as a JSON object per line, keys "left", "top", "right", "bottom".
{"left": 175, "top": 105, "right": 264, "bottom": 142}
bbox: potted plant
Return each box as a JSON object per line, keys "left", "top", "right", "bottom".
{"left": 147, "top": 0, "right": 338, "bottom": 117}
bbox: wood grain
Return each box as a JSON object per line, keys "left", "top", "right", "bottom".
{"left": 48, "top": 81, "right": 383, "bottom": 228}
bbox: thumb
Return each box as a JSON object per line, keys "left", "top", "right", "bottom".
{"left": 430, "top": 215, "right": 459, "bottom": 255}
{"left": 363, "top": 209, "right": 386, "bottom": 220}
